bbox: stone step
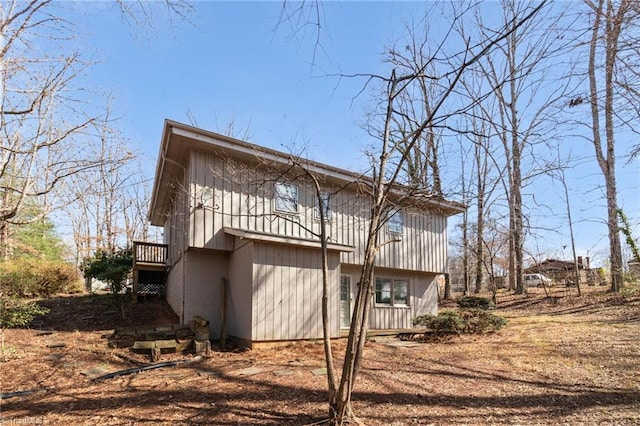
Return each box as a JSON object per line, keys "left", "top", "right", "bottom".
{"left": 132, "top": 339, "right": 178, "bottom": 352}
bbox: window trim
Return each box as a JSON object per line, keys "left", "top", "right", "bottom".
{"left": 375, "top": 276, "right": 409, "bottom": 307}
{"left": 387, "top": 209, "right": 403, "bottom": 234}
{"left": 274, "top": 182, "right": 299, "bottom": 214}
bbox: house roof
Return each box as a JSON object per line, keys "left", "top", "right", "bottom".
{"left": 524, "top": 258, "right": 585, "bottom": 274}
{"left": 148, "top": 119, "right": 466, "bottom": 225}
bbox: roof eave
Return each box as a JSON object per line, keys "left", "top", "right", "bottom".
{"left": 147, "top": 119, "right": 467, "bottom": 225}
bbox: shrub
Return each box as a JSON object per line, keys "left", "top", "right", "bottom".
{"left": 0, "top": 297, "right": 49, "bottom": 329}
{"left": 0, "top": 258, "right": 80, "bottom": 297}
{"left": 81, "top": 248, "right": 133, "bottom": 294}
{"left": 0, "top": 296, "right": 49, "bottom": 359}
{"left": 458, "top": 308, "right": 507, "bottom": 333}
{"left": 413, "top": 309, "right": 507, "bottom": 337}
{"left": 0, "top": 258, "right": 38, "bottom": 296}
{"left": 65, "top": 278, "right": 86, "bottom": 294}
{"left": 32, "top": 261, "right": 80, "bottom": 297}
{"left": 457, "top": 295, "right": 493, "bottom": 310}
{"left": 413, "top": 311, "right": 465, "bottom": 335}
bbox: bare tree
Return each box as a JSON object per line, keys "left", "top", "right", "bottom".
{"left": 457, "top": 146, "right": 472, "bottom": 297}
{"left": 61, "top": 106, "right": 136, "bottom": 265}
{"left": 325, "top": 3, "right": 548, "bottom": 423}
{"left": 551, "top": 163, "right": 582, "bottom": 296}
{"left": 472, "top": 134, "right": 490, "bottom": 293}
{"left": 122, "top": 167, "right": 154, "bottom": 244}
{"left": 0, "top": 1, "right": 192, "bottom": 260}
{"left": 461, "top": 0, "right": 573, "bottom": 294}
{"left": 455, "top": 123, "right": 504, "bottom": 297}
{"left": 0, "top": 1, "right": 113, "bottom": 257}
{"left": 275, "top": 0, "right": 324, "bottom": 66}
{"left": 115, "top": 0, "right": 193, "bottom": 31}
{"left": 456, "top": 84, "right": 502, "bottom": 295}
{"left": 578, "top": 0, "right": 639, "bottom": 292}
{"left": 482, "top": 215, "right": 511, "bottom": 303}
{"left": 383, "top": 19, "right": 447, "bottom": 196}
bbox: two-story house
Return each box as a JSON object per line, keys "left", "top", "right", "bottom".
{"left": 142, "top": 120, "right": 463, "bottom": 347}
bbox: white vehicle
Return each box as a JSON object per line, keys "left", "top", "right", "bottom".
{"left": 524, "top": 273, "right": 551, "bottom": 287}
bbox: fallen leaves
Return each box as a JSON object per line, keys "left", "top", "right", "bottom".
{"left": 0, "top": 286, "right": 639, "bottom": 425}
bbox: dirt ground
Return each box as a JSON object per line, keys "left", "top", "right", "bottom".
{"left": 1, "top": 285, "right": 639, "bottom": 425}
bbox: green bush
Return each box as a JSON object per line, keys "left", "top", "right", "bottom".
{"left": 413, "top": 309, "right": 507, "bottom": 337}
{"left": 0, "top": 296, "right": 49, "bottom": 359}
{"left": 458, "top": 308, "right": 507, "bottom": 333}
{"left": 413, "top": 311, "right": 465, "bottom": 335}
{"left": 0, "top": 297, "right": 49, "bottom": 329}
{"left": 457, "top": 295, "right": 493, "bottom": 310}
{"left": 80, "top": 248, "right": 133, "bottom": 294}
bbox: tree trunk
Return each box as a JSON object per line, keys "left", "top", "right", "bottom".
{"left": 508, "top": 21, "right": 525, "bottom": 295}
{"left": 586, "top": 0, "right": 625, "bottom": 292}
{"left": 444, "top": 273, "right": 453, "bottom": 300}
{"left": 474, "top": 143, "right": 486, "bottom": 294}
{"left": 462, "top": 208, "right": 470, "bottom": 296}
{"left": 0, "top": 220, "right": 9, "bottom": 259}
{"left": 559, "top": 170, "right": 582, "bottom": 296}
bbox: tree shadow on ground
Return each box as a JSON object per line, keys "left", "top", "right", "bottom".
{"left": 3, "top": 360, "right": 639, "bottom": 425}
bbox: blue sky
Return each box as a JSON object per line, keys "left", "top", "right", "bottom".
{"left": 67, "top": 1, "right": 638, "bottom": 267}
{"left": 74, "top": 1, "right": 413, "bottom": 168}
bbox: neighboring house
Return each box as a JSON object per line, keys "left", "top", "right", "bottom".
{"left": 524, "top": 257, "right": 598, "bottom": 286}
{"left": 139, "top": 120, "right": 464, "bottom": 347}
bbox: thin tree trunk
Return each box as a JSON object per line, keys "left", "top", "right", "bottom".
{"left": 475, "top": 142, "right": 486, "bottom": 294}
{"left": 560, "top": 172, "right": 582, "bottom": 296}
{"left": 462, "top": 207, "right": 469, "bottom": 297}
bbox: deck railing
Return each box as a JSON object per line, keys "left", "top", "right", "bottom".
{"left": 133, "top": 241, "right": 168, "bottom": 267}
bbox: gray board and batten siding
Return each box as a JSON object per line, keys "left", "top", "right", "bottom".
{"left": 186, "top": 147, "right": 451, "bottom": 272}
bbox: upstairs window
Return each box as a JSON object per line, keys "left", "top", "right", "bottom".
{"left": 274, "top": 182, "right": 298, "bottom": 213}
{"left": 387, "top": 209, "right": 403, "bottom": 234}
{"left": 315, "top": 193, "right": 332, "bottom": 221}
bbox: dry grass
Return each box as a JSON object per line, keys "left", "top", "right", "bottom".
{"left": 1, "top": 284, "right": 639, "bottom": 425}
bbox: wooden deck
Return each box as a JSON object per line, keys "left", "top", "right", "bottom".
{"left": 132, "top": 241, "right": 168, "bottom": 302}
{"left": 133, "top": 241, "right": 168, "bottom": 270}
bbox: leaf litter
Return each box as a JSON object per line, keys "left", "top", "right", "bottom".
{"left": 0, "top": 285, "right": 638, "bottom": 425}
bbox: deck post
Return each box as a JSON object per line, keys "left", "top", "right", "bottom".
{"left": 132, "top": 269, "right": 139, "bottom": 303}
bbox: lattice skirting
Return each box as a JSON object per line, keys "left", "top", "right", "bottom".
{"left": 137, "top": 283, "right": 165, "bottom": 295}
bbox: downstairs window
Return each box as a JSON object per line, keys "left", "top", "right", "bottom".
{"left": 375, "top": 277, "right": 409, "bottom": 306}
